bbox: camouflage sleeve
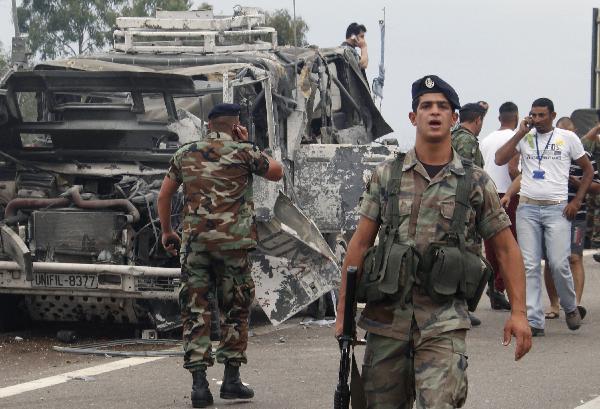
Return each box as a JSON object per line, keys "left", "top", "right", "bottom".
{"left": 359, "top": 165, "right": 383, "bottom": 223}
{"left": 239, "top": 143, "right": 270, "bottom": 176}
{"left": 475, "top": 173, "right": 511, "bottom": 240}
{"left": 452, "top": 133, "right": 476, "bottom": 161}
{"left": 166, "top": 150, "right": 183, "bottom": 184}
{"left": 582, "top": 138, "right": 596, "bottom": 155}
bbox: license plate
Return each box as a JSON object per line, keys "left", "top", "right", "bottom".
{"left": 33, "top": 273, "right": 98, "bottom": 289}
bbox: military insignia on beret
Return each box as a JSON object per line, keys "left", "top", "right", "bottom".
{"left": 425, "top": 77, "right": 435, "bottom": 89}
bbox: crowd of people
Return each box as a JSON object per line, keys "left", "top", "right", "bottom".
{"left": 454, "top": 98, "right": 600, "bottom": 336}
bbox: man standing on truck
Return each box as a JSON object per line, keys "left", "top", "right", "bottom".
{"left": 158, "top": 103, "right": 283, "bottom": 408}
{"left": 335, "top": 75, "right": 531, "bottom": 408}
{"left": 342, "top": 22, "right": 369, "bottom": 81}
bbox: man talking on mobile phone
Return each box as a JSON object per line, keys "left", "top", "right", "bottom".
{"left": 158, "top": 103, "right": 283, "bottom": 407}
{"left": 495, "top": 98, "right": 593, "bottom": 337}
{"left": 342, "top": 22, "right": 368, "bottom": 78}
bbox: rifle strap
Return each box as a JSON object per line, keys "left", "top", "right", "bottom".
{"left": 449, "top": 158, "right": 473, "bottom": 249}
{"left": 386, "top": 152, "right": 406, "bottom": 230}
{"left": 350, "top": 350, "right": 367, "bottom": 409}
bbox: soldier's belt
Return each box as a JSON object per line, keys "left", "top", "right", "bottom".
{"left": 520, "top": 196, "right": 566, "bottom": 206}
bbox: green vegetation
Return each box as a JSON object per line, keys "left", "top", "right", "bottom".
{"left": 265, "top": 9, "right": 309, "bottom": 46}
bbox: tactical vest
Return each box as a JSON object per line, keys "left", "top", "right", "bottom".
{"left": 357, "top": 153, "right": 491, "bottom": 312}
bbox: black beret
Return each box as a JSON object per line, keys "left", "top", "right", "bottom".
{"left": 208, "top": 103, "right": 241, "bottom": 119}
{"left": 459, "top": 102, "right": 487, "bottom": 116}
{"left": 411, "top": 75, "right": 460, "bottom": 110}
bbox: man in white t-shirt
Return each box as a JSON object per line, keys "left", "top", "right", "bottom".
{"left": 495, "top": 98, "right": 593, "bottom": 336}
{"left": 480, "top": 102, "right": 520, "bottom": 311}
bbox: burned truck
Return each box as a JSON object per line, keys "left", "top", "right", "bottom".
{"left": 0, "top": 7, "right": 395, "bottom": 331}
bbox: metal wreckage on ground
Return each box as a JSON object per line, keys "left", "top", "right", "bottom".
{"left": 0, "top": 7, "right": 395, "bottom": 332}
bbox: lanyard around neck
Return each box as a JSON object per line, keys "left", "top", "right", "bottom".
{"left": 535, "top": 130, "right": 554, "bottom": 169}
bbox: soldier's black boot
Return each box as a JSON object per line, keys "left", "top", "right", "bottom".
{"left": 220, "top": 362, "right": 254, "bottom": 400}
{"left": 191, "top": 368, "right": 213, "bottom": 408}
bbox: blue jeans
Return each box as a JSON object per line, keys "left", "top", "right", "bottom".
{"left": 516, "top": 202, "right": 577, "bottom": 329}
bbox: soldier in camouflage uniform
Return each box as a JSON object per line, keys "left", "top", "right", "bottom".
{"left": 335, "top": 76, "right": 532, "bottom": 409}
{"left": 158, "top": 103, "right": 283, "bottom": 408}
{"left": 451, "top": 102, "right": 487, "bottom": 167}
{"left": 451, "top": 102, "right": 488, "bottom": 326}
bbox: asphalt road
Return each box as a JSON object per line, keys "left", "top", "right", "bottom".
{"left": 1, "top": 255, "right": 600, "bottom": 409}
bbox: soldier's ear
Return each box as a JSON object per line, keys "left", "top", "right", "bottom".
{"left": 452, "top": 112, "right": 458, "bottom": 123}
{"left": 408, "top": 112, "right": 417, "bottom": 126}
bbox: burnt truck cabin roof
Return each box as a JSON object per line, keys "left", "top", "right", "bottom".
{"left": 0, "top": 71, "right": 197, "bottom": 152}
{"left": 5, "top": 70, "right": 195, "bottom": 94}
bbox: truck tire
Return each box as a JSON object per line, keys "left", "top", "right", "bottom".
{"left": 0, "top": 295, "right": 27, "bottom": 332}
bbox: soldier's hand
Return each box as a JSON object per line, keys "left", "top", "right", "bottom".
{"left": 334, "top": 305, "right": 344, "bottom": 339}
{"left": 161, "top": 231, "right": 181, "bottom": 256}
{"left": 232, "top": 124, "right": 249, "bottom": 141}
{"left": 502, "top": 312, "right": 532, "bottom": 361}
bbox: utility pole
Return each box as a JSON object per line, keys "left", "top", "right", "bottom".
{"left": 292, "top": 0, "right": 297, "bottom": 47}
{"left": 12, "top": 0, "right": 20, "bottom": 37}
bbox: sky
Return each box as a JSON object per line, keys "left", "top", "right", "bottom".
{"left": 1, "top": 0, "right": 599, "bottom": 149}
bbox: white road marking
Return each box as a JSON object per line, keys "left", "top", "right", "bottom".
{"left": 576, "top": 396, "right": 600, "bottom": 409}
{"left": 0, "top": 356, "right": 165, "bottom": 399}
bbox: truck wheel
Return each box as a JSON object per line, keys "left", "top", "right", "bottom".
{"left": 0, "top": 295, "right": 25, "bottom": 332}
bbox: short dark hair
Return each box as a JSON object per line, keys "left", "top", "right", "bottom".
{"left": 459, "top": 110, "right": 484, "bottom": 123}
{"left": 531, "top": 98, "right": 554, "bottom": 113}
{"left": 499, "top": 101, "right": 518, "bottom": 114}
{"left": 346, "top": 23, "right": 366, "bottom": 39}
{"left": 556, "top": 116, "right": 572, "bottom": 127}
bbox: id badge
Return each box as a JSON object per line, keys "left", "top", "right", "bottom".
{"left": 533, "top": 170, "right": 545, "bottom": 179}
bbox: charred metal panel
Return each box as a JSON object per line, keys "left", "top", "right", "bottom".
{"left": 294, "top": 144, "right": 396, "bottom": 233}
{"left": 253, "top": 148, "right": 285, "bottom": 222}
{"left": 252, "top": 192, "right": 340, "bottom": 325}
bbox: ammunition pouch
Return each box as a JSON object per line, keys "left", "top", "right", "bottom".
{"left": 357, "top": 234, "right": 419, "bottom": 304}
{"left": 419, "top": 157, "right": 491, "bottom": 312}
{"left": 422, "top": 243, "right": 492, "bottom": 312}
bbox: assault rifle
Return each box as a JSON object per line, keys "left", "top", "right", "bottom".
{"left": 334, "top": 266, "right": 359, "bottom": 409}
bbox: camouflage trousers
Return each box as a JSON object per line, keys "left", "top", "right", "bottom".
{"left": 179, "top": 249, "right": 255, "bottom": 372}
{"left": 362, "top": 327, "right": 468, "bottom": 409}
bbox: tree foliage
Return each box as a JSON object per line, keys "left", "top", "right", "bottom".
{"left": 18, "top": 0, "right": 126, "bottom": 59}
{"left": 121, "top": 0, "right": 193, "bottom": 17}
{"left": 265, "top": 9, "right": 309, "bottom": 47}
{"left": 0, "top": 42, "right": 8, "bottom": 74}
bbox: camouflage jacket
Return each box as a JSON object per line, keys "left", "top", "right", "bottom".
{"left": 451, "top": 126, "right": 484, "bottom": 167}
{"left": 358, "top": 148, "right": 510, "bottom": 341}
{"left": 166, "top": 131, "right": 270, "bottom": 252}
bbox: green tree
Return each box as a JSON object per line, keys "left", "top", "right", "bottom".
{"left": 121, "top": 0, "right": 193, "bottom": 17}
{"left": 0, "top": 42, "right": 8, "bottom": 75}
{"left": 265, "top": 9, "right": 309, "bottom": 47}
{"left": 18, "top": 0, "right": 126, "bottom": 60}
